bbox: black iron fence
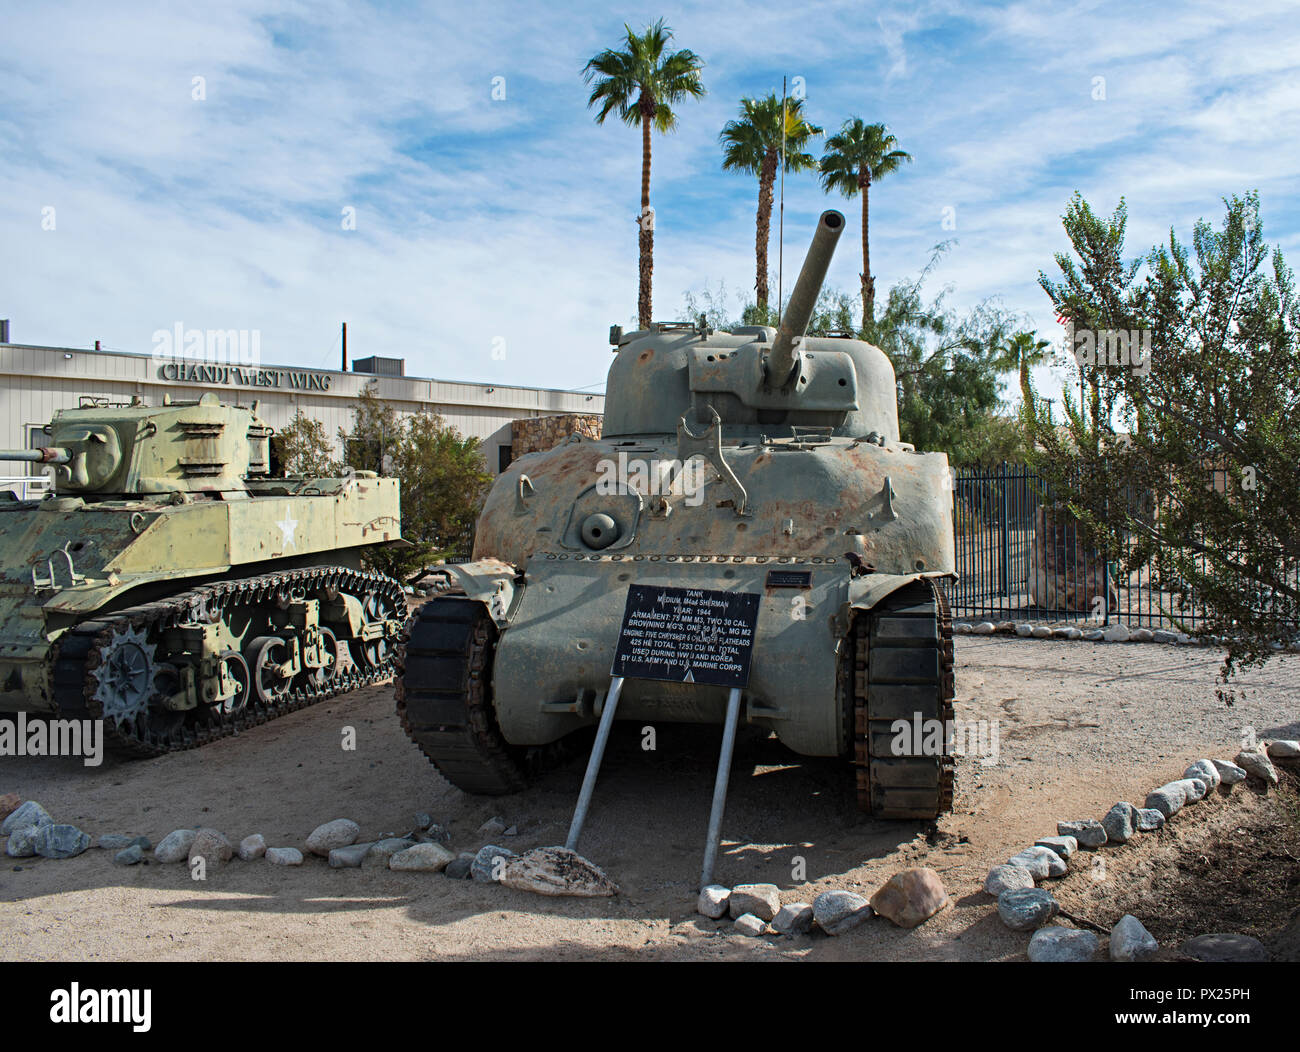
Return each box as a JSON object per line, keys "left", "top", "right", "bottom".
{"left": 944, "top": 462, "right": 1235, "bottom": 630}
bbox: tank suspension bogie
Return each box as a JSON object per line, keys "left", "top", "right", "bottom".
{"left": 52, "top": 566, "right": 406, "bottom": 758}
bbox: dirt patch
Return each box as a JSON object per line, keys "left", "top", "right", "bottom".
{"left": 1063, "top": 767, "right": 1300, "bottom": 959}
{"left": 1, "top": 638, "right": 1297, "bottom": 961}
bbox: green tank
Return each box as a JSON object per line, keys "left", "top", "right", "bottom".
{"left": 0, "top": 392, "right": 406, "bottom": 757}
{"left": 398, "top": 211, "right": 956, "bottom": 818}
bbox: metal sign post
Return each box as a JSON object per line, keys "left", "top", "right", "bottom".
{"left": 700, "top": 685, "right": 743, "bottom": 889}
{"left": 564, "top": 676, "right": 624, "bottom": 851}
{"left": 562, "top": 584, "right": 760, "bottom": 890}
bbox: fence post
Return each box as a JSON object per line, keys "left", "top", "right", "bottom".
{"left": 1001, "top": 462, "right": 1011, "bottom": 601}
{"left": 1102, "top": 487, "right": 1111, "bottom": 627}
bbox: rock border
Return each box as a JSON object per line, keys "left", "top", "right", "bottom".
{"left": 982, "top": 744, "right": 1294, "bottom": 961}
{"left": 953, "top": 620, "right": 1299, "bottom": 650}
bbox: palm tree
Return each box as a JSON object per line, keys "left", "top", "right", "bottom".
{"left": 720, "top": 95, "right": 821, "bottom": 316}
{"left": 819, "top": 119, "right": 911, "bottom": 328}
{"left": 997, "top": 330, "right": 1053, "bottom": 422}
{"left": 584, "top": 19, "right": 705, "bottom": 330}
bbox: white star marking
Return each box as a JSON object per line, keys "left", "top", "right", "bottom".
{"left": 275, "top": 515, "right": 298, "bottom": 548}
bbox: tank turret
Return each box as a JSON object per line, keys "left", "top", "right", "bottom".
{"left": 0, "top": 393, "right": 272, "bottom": 495}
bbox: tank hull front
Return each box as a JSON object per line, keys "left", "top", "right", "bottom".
{"left": 487, "top": 556, "right": 946, "bottom": 758}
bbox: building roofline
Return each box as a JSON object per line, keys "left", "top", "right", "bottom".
{"left": 0, "top": 342, "right": 606, "bottom": 401}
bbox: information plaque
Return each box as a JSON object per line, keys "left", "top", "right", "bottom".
{"left": 611, "top": 584, "right": 759, "bottom": 688}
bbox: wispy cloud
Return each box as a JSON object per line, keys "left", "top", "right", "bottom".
{"left": 1, "top": 0, "right": 1296, "bottom": 400}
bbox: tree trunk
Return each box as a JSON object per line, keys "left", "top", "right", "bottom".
{"left": 1020, "top": 361, "right": 1035, "bottom": 421}
{"left": 860, "top": 168, "right": 874, "bottom": 331}
{"left": 755, "top": 148, "right": 778, "bottom": 313}
{"left": 638, "top": 108, "right": 654, "bottom": 330}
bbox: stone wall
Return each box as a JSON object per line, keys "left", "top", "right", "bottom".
{"left": 511, "top": 413, "right": 603, "bottom": 458}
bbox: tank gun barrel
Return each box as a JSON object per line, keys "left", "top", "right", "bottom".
{"left": 769, "top": 210, "right": 845, "bottom": 385}
{"left": 0, "top": 448, "right": 71, "bottom": 464}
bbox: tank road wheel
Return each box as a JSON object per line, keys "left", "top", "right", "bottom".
{"left": 305, "top": 626, "right": 339, "bottom": 689}
{"left": 52, "top": 567, "right": 405, "bottom": 759}
{"left": 214, "top": 650, "right": 251, "bottom": 715}
{"left": 395, "top": 596, "right": 531, "bottom": 795}
{"left": 359, "top": 590, "right": 396, "bottom": 670}
{"left": 247, "top": 636, "right": 292, "bottom": 708}
{"left": 849, "top": 579, "right": 956, "bottom": 820}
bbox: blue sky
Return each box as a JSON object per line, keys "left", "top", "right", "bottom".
{"left": 3, "top": 0, "right": 1297, "bottom": 400}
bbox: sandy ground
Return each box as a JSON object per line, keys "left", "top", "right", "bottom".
{"left": 1, "top": 637, "right": 1297, "bottom": 962}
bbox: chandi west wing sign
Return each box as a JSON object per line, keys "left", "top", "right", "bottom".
{"left": 156, "top": 361, "right": 333, "bottom": 390}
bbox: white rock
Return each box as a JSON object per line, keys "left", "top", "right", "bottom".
{"left": 389, "top": 842, "right": 455, "bottom": 872}
{"left": 1131, "top": 628, "right": 1154, "bottom": 642}
{"left": 1057, "top": 819, "right": 1108, "bottom": 847}
{"left": 733, "top": 913, "right": 767, "bottom": 937}
{"left": 365, "top": 838, "right": 415, "bottom": 868}
{"left": 1172, "top": 777, "right": 1207, "bottom": 802}
{"left": 1145, "top": 783, "right": 1187, "bottom": 817}
{"left": 154, "top": 829, "right": 197, "bottom": 863}
{"left": 728, "top": 883, "right": 781, "bottom": 921}
{"left": 1028, "top": 925, "right": 1099, "bottom": 961}
{"left": 1034, "top": 835, "right": 1078, "bottom": 859}
{"left": 771, "top": 902, "right": 814, "bottom": 935}
{"left": 1184, "top": 759, "right": 1221, "bottom": 789}
{"left": 500, "top": 846, "right": 618, "bottom": 897}
{"left": 973, "top": 622, "right": 996, "bottom": 635}
{"left": 1031, "top": 625, "right": 1052, "bottom": 639}
{"left": 1015, "top": 624, "right": 1033, "bottom": 638}
{"left": 697, "top": 885, "right": 730, "bottom": 919}
{"left": 266, "top": 847, "right": 303, "bottom": 866}
{"left": 328, "top": 843, "right": 373, "bottom": 868}
{"left": 1102, "top": 623, "right": 1131, "bottom": 642}
{"left": 238, "top": 834, "right": 267, "bottom": 861}
{"left": 188, "top": 828, "right": 233, "bottom": 865}
{"left": 984, "top": 864, "right": 1035, "bottom": 895}
{"left": 1135, "top": 808, "right": 1166, "bottom": 831}
{"left": 305, "top": 819, "right": 360, "bottom": 856}
{"left": 1235, "top": 750, "right": 1278, "bottom": 786}
{"left": 1110, "top": 914, "right": 1158, "bottom": 961}
{"left": 813, "top": 890, "right": 873, "bottom": 935}
{"left": 1009, "top": 846, "right": 1067, "bottom": 879}
{"left": 1212, "top": 760, "right": 1247, "bottom": 785}
{"left": 1152, "top": 630, "right": 1178, "bottom": 643}
{"left": 1267, "top": 740, "right": 1300, "bottom": 759}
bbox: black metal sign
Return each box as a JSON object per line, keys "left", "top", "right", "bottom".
{"left": 765, "top": 569, "right": 812, "bottom": 589}
{"left": 611, "top": 584, "right": 760, "bottom": 688}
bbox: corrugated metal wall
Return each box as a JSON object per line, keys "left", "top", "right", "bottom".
{"left": 0, "top": 344, "right": 605, "bottom": 475}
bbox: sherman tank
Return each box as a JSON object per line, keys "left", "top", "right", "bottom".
{"left": 0, "top": 393, "right": 406, "bottom": 757}
{"left": 398, "top": 210, "right": 956, "bottom": 818}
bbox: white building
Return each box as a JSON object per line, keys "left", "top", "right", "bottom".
{"left": 0, "top": 341, "right": 604, "bottom": 491}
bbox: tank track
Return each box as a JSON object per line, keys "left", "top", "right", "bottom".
{"left": 851, "top": 579, "right": 956, "bottom": 819}
{"left": 51, "top": 567, "right": 405, "bottom": 758}
{"left": 396, "top": 595, "right": 581, "bottom": 795}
